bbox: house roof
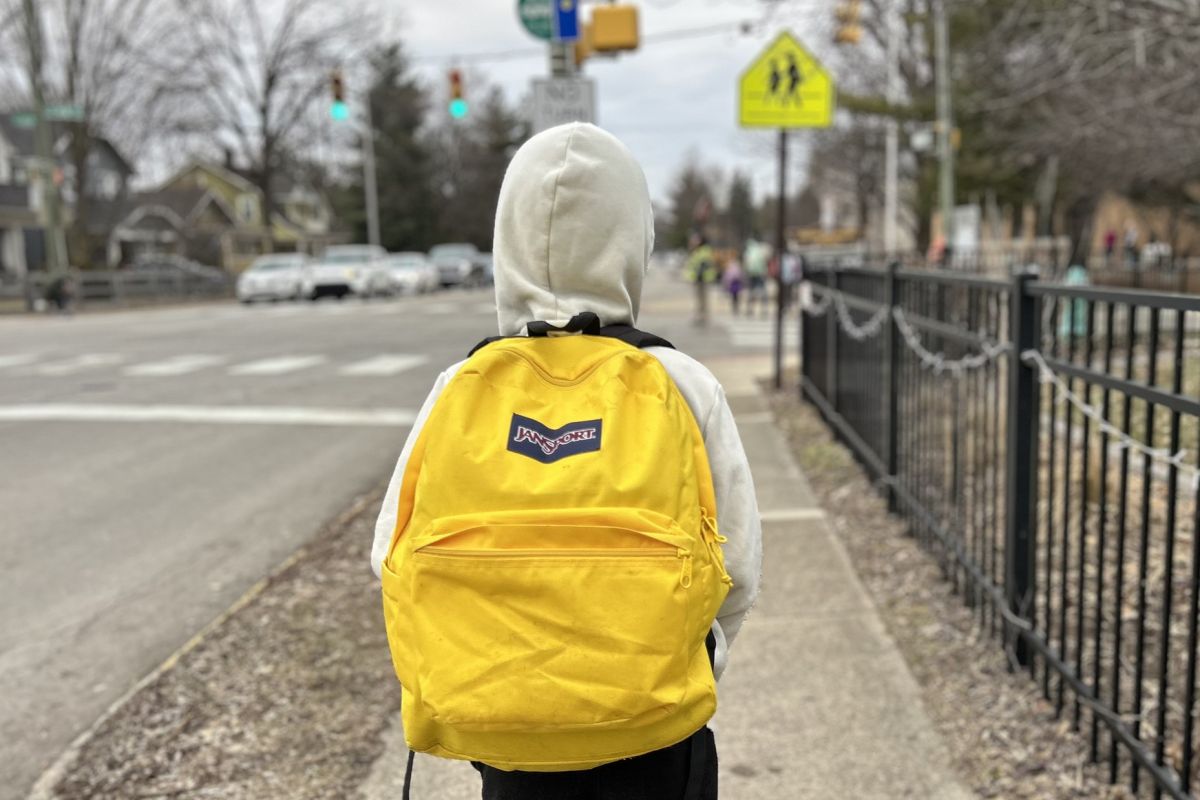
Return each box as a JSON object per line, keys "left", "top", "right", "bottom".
{"left": 103, "top": 186, "right": 237, "bottom": 235}
{"left": 0, "top": 115, "right": 132, "bottom": 176}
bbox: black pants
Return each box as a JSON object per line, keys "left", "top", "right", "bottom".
{"left": 472, "top": 727, "right": 718, "bottom": 800}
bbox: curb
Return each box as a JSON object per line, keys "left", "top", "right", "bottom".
{"left": 26, "top": 487, "right": 385, "bottom": 800}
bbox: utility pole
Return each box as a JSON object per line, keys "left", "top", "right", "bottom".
{"left": 22, "top": 0, "right": 67, "bottom": 277}
{"left": 934, "top": 0, "right": 956, "bottom": 259}
{"left": 361, "top": 98, "right": 381, "bottom": 249}
{"left": 883, "top": 2, "right": 900, "bottom": 256}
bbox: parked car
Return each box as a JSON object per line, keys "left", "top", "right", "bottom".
{"left": 429, "top": 243, "right": 487, "bottom": 288}
{"left": 236, "top": 254, "right": 309, "bottom": 303}
{"left": 385, "top": 252, "right": 439, "bottom": 295}
{"left": 305, "top": 244, "right": 389, "bottom": 299}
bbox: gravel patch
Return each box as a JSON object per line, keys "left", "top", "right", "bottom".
{"left": 768, "top": 388, "right": 1134, "bottom": 800}
{"left": 32, "top": 488, "right": 398, "bottom": 800}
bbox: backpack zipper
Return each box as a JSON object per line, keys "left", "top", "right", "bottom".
{"left": 418, "top": 546, "right": 695, "bottom": 588}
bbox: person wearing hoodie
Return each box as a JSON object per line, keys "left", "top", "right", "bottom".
{"left": 372, "top": 123, "right": 762, "bottom": 799}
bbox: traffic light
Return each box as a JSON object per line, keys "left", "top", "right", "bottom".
{"left": 330, "top": 69, "right": 349, "bottom": 121}
{"left": 834, "top": 1, "right": 863, "bottom": 46}
{"left": 448, "top": 69, "right": 468, "bottom": 119}
{"left": 591, "top": 4, "right": 638, "bottom": 52}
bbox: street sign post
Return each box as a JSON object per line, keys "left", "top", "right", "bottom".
{"left": 518, "top": 0, "right": 553, "bottom": 41}
{"left": 531, "top": 77, "right": 595, "bottom": 133}
{"left": 738, "top": 31, "right": 837, "bottom": 388}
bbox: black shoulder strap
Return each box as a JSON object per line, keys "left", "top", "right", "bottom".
{"left": 468, "top": 312, "right": 674, "bottom": 356}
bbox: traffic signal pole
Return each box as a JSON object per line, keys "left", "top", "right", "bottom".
{"left": 22, "top": 0, "right": 66, "bottom": 278}
{"left": 330, "top": 70, "right": 380, "bottom": 248}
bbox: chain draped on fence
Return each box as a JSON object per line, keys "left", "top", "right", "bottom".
{"left": 796, "top": 262, "right": 1200, "bottom": 800}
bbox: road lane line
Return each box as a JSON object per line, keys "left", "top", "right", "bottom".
{"left": 340, "top": 354, "right": 429, "bottom": 377}
{"left": 124, "top": 355, "right": 225, "bottom": 377}
{"left": 0, "top": 404, "right": 417, "bottom": 427}
{"left": 229, "top": 355, "right": 327, "bottom": 375}
{"left": 36, "top": 354, "right": 124, "bottom": 375}
{"left": 0, "top": 354, "right": 37, "bottom": 369}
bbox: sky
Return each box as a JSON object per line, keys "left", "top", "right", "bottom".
{"left": 401, "top": 0, "right": 832, "bottom": 207}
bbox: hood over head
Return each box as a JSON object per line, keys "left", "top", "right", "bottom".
{"left": 493, "top": 123, "right": 655, "bottom": 336}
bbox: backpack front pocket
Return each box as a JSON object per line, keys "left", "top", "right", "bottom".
{"left": 408, "top": 508, "right": 695, "bottom": 732}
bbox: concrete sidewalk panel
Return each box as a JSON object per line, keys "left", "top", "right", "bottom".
{"left": 756, "top": 525, "right": 873, "bottom": 618}
{"left": 715, "top": 618, "right": 972, "bottom": 800}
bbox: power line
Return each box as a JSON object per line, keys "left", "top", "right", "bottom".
{"left": 412, "top": 19, "right": 764, "bottom": 65}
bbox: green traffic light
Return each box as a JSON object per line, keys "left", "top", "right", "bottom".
{"left": 331, "top": 101, "right": 350, "bottom": 121}
{"left": 449, "top": 98, "right": 468, "bottom": 119}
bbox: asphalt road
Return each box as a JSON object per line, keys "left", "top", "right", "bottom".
{"left": 0, "top": 275, "right": 784, "bottom": 798}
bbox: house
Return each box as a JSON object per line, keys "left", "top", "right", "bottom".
{"left": 106, "top": 160, "right": 342, "bottom": 272}
{"left": 0, "top": 114, "right": 133, "bottom": 276}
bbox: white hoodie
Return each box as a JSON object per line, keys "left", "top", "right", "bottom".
{"left": 371, "top": 123, "right": 762, "bottom": 679}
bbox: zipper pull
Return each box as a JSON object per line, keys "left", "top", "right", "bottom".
{"left": 678, "top": 549, "right": 693, "bottom": 588}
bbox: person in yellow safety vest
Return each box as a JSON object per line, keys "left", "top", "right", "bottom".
{"left": 685, "top": 235, "right": 717, "bottom": 326}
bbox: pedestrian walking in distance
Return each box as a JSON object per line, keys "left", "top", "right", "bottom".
{"left": 685, "top": 234, "right": 718, "bottom": 326}
{"left": 373, "top": 123, "right": 762, "bottom": 800}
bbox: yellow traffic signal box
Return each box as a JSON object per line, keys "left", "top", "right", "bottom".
{"left": 591, "top": 4, "right": 638, "bottom": 52}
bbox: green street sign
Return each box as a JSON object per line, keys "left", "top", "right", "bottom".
{"left": 45, "top": 105, "right": 84, "bottom": 122}
{"left": 518, "top": 0, "right": 553, "bottom": 41}
{"left": 8, "top": 105, "right": 84, "bottom": 128}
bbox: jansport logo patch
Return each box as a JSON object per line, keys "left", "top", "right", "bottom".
{"left": 508, "top": 414, "right": 602, "bottom": 464}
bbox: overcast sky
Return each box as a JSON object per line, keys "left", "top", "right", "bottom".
{"left": 401, "top": 0, "right": 830, "bottom": 207}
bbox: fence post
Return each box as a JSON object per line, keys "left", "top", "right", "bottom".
{"left": 883, "top": 261, "right": 901, "bottom": 511}
{"left": 799, "top": 275, "right": 809, "bottom": 398}
{"left": 827, "top": 267, "right": 840, "bottom": 414}
{"left": 1005, "top": 266, "right": 1040, "bottom": 668}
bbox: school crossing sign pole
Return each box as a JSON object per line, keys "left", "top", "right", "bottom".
{"left": 738, "top": 31, "right": 836, "bottom": 389}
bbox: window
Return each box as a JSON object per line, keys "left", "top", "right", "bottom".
{"left": 236, "top": 195, "right": 256, "bottom": 224}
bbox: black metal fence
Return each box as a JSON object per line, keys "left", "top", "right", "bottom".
{"left": 798, "top": 261, "right": 1200, "bottom": 799}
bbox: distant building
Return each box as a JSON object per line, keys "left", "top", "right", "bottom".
{"left": 0, "top": 115, "right": 133, "bottom": 277}
{"left": 106, "top": 160, "right": 342, "bottom": 272}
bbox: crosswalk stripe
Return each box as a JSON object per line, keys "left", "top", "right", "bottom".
{"left": 229, "top": 355, "right": 327, "bottom": 376}
{"left": 0, "top": 354, "right": 37, "bottom": 369}
{"left": 0, "top": 403, "right": 417, "bottom": 427}
{"left": 125, "top": 355, "right": 225, "bottom": 377}
{"left": 37, "top": 354, "right": 124, "bottom": 376}
{"left": 340, "top": 355, "right": 429, "bottom": 377}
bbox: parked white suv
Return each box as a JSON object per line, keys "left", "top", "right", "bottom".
{"left": 305, "top": 245, "right": 389, "bottom": 299}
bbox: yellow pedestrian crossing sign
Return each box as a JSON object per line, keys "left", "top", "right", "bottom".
{"left": 739, "top": 32, "right": 835, "bottom": 128}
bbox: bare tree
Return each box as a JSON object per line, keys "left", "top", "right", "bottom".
{"left": 173, "top": 0, "right": 379, "bottom": 225}
{"left": 0, "top": 0, "right": 188, "bottom": 264}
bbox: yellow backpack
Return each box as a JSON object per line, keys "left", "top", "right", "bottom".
{"left": 380, "top": 315, "right": 732, "bottom": 772}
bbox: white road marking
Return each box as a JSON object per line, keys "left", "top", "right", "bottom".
{"left": 726, "top": 319, "right": 799, "bottom": 349}
{"left": 0, "top": 404, "right": 417, "bottom": 427}
{"left": 36, "top": 354, "right": 124, "bottom": 375}
{"left": 124, "top": 355, "right": 224, "bottom": 377}
{"left": 340, "top": 354, "right": 429, "bottom": 377}
{"left": 0, "top": 354, "right": 37, "bottom": 369}
{"left": 229, "top": 355, "right": 327, "bottom": 376}
{"left": 759, "top": 508, "right": 827, "bottom": 522}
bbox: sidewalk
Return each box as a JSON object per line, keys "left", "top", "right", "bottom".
{"left": 359, "top": 351, "right": 974, "bottom": 800}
